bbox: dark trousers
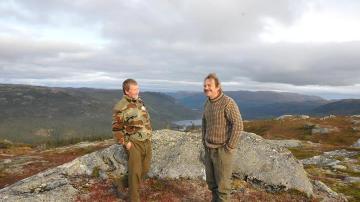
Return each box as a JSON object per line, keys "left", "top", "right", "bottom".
{"left": 204, "top": 147, "right": 234, "bottom": 202}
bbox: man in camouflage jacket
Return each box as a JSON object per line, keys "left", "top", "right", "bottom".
{"left": 112, "top": 78, "right": 152, "bottom": 202}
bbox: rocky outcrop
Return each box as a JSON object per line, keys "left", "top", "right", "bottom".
{"left": 0, "top": 130, "right": 314, "bottom": 201}
{"left": 344, "top": 176, "right": 360, "bottom": 183}
{"left": 303, "top": 123, "right": 340, "bottom": 135}
{"left": 298, "top": 115, "right": 310, "bottom": 119}
{"left": 301, "top": 149, "right": 360, "bottom": 167}
{"left": 350, "top": 118, "right": 360, "bottom": 132}
{"left": 153, "top": 131, "right": 313, "bottom": 195}
{"left": 311, "top": 125, "right": 339, "bottom": 135}
{"left": 351, "top": 127, "right": 360, "bottom": 132}
{"left": 352, "top": 139, "right": 360, "bottom": 147}
{"left": 150, "top": 130, "right": 205, "bottom": 179}
{"left": 276, "top": 115, "right": 294, "bottom": 120}
{"left": 233, "top": 132, "right": 313, "bottom": 195}
{"left": 320, "top": 115, "right": 336, "bottom": 120}
{"left": 276, "top": 115, "right": 309, "bottom": 120}
{"left": 351, "top": 120, "right": 360, "bottom": 125}
{"left": 0, "top": 139, "right": 114, "bottom": 182}
{"left": 0, "top": 167, "right": 79, "bottom": 201}
{"left": 313, "top": 180, "right": 347, "bottom": 201}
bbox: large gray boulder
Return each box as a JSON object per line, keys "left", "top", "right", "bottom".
{"left": 0, "top": 130, "right": 313, "bottom": 201}
{"left": 0, "top": 166, "right": 79, "bottom": 201}
{"left": 233, "top": 132, "right": 313, "bottom": 195}
{"left": 149, "top": 130, "right": 205, "bottom": 179}
{"left": 151, "top": 130, "right": 313, "bottom": 196}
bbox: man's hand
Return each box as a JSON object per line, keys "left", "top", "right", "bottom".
{"left": 224, "top": 144, "right": 235, "bottom": 153}
{"left": 114, "top": 131, "right": 125, "bottom": 145}
{"left": 125, "top": 142, "right": 132, "bottom": 150}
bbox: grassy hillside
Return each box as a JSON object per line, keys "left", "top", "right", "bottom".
{"left": 245, "top": 116, "right": 360, "bottom": 147}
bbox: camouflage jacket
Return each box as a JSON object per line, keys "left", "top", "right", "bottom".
{"left": 112, "top": 95, "right": 152, "bottom": 144}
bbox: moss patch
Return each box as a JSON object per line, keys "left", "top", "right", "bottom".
{"left": 232, "top": 178, "right": 247, "bottom": 190}
{"left": 92, "top": 166, "right": 100, "bottom": 178}
{"left": 288, "top": 147, "right": 323, "bottom": 159}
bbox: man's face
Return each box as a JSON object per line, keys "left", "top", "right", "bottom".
{"left": 203, "top": 78, "right": 220, "bottom": 99}
{"left": 125, "top": 84, "right": 139, "bottom": 99}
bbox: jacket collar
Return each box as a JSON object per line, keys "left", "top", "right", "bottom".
{"left": 124, "top": 95, "right": 138, "bottom": 103}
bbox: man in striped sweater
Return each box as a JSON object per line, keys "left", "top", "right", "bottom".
{"left": 202, "top": 73, "right": 243, "bottom": 202}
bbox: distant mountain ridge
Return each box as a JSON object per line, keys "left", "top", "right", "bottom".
{"left": 167, "top": 91, "right": 360, "bottom": 119}
{"left": 168, "top": 90, "right": 326, "bottom": 109}
{"left": 313, "top": 99, "right": 360, "bottom": 115}
{"left": 0, "top": 84, "right": 200, "bottom": 145}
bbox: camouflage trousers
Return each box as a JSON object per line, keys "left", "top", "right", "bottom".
{"left": 204, "top": 147, "right": 234, "bottom": 202}
{"left": 127, "top": 139, "right": 152, "bottom": 202}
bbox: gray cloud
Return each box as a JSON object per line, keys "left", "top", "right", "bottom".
{"left": 238, "top": 42, "right": 360, "bottom": 86}
{"left": 0, "top": 0, "right": 359, "bottom": 98}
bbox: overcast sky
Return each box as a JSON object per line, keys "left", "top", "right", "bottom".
{"left": 1, "top": 0, "right": 360, "bottom": 99}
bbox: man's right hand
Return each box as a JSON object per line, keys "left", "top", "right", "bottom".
{"left": 114, "top": 131, "right": 125, "bottom": 145}
{"left": 125, "top": 142, "right": 132, "bottom": 150}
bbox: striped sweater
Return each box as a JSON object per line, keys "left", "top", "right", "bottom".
{"left": 202, "top": 92, "right": 243, "bottom": 149}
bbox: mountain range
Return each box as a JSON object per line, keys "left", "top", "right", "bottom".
{"left": 1, "top": 84, "right": 360, "bottom": 145}
{"left": 168, "top": 91, "right": 360, "bottom": 119}
{"left": 0, "top": 84, "right": 199, "bottom": 145}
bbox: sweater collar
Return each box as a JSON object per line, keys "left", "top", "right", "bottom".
{"left": 209, "top": 91, "right": 224, "bottom": 103}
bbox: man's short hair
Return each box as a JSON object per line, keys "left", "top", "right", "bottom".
{"left": 122, "top": 78, "right": 138, "bottom": 94}
{"left": 204, "top": 73, "right": 221, "bottom": 88}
